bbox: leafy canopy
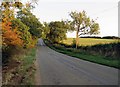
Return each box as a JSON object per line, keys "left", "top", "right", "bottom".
{"left": 69, "top": 11, "right": 100, "bottom": 48}
{"left": 17, "top": 6, "right": 43, "bottom": 38}
{"left": 46, "top": 21, "right": 69, "bottom": 43}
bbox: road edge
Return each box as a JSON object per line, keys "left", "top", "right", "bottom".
{"left": 35, "top": 48, "right": 41, "bottom": 85}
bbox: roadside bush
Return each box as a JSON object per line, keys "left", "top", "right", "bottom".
{"left": 71, "top": 38, "right": 76, "bottom": 48}
{"left": 77, "top": 42, "right": 120, "bottom": 59}
{"left": 44, "top": 39, "right": 119, "bottom": 68}
{"left": 44, "top": 38, "right": 120, "bottom": 59}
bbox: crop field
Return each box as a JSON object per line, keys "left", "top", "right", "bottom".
{"left": 62, "top": 38, "right": 120, "bottom": 46}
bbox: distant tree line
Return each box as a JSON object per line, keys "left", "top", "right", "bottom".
{"left": 80, "top": 36, "right": 120, "bottom": 39}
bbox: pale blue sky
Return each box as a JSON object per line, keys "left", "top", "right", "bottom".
{"left": 20, "top": 0, "right": 119, "bottom": 37}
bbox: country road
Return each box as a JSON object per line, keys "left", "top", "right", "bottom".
{"left": 36, "top": 39, "right": 118, "bottom": 85}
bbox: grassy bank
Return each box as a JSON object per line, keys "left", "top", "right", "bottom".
{"left": 44, "top": 40, "right": 119, "bottom": 69}
{"left": 2, "top": 47, "right": 37, "bottom": 85}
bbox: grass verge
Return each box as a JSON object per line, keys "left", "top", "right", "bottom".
{"left": 45, "top": 40, "right": 119, "bottom": 69}
{"left": 2, "top": 47, "right": 37, "bottom": 85}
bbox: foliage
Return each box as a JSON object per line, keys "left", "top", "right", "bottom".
{"left": 2, "top": 21, "right": 23, "bottom": 47}
{"left": 1, "top": 1, "right": 39, "bottom": 85}
{"left": 11, "top": 19, "right": 33, "bottom": 48}
{"left": 44, "top": 39, "right": 119, "bottom": 68}
{"left": 1, "top": 2, "right": 23, "bottom": 49}
{"left": 17, "top": 8, "right": 43, "bottom": 38}
{"left": 69, "top": 11, "right": 100, "bottom": 48}
{"left": 42, "top": 22, "right": 50, "bottom": 39}
{"left": 46, "top": 21, "right": 69, "bottom": 43}
{"left": 1, "top": 1, "right": 41, "bottom": 60}
{"left": 1, "top": 1, "right": 41, "bottom": 48}
{"left": 72, "top": 38, "right": 76, "bottom": 48}
{"left": 62, "top": 38, "right": 120, "bottom": 58}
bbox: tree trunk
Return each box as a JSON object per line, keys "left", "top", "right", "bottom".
{"left": 76, "top": 30, "right": 79, "bottom": 49}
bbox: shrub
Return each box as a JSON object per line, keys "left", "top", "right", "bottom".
{"left": 71, "top": 38, "right": 76, "bottom": 48}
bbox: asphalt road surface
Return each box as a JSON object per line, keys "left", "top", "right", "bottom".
{"left": 36, "top": 38, "right": 118, "bottom": 85}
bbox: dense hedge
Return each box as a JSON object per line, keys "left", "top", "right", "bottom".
{"left": 44, "top": 39, "right": 120, "bottom": 59}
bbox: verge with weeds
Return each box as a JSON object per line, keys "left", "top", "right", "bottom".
{"left": 2, "top": 47, "right": 36, "bottom": 85}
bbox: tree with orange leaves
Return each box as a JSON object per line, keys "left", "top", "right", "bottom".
{"left": 1, "top": 2, "right": 23, "bottom": 49}
{"left": 2, "top": 21, "right": 23, "bottom": 47}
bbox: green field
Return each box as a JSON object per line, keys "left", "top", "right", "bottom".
{"left": 62, "top": 38, "right": 119, "bottom": 46}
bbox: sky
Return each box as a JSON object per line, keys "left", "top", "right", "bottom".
{"left": 31, "top": 0, "right": 119, "bottom": 37}
{"left": 1, "top": 0, "right": 119, "bottom": 37}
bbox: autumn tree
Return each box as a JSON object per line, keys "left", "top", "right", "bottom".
{"left": 1, "top": 2, "right": 23, "bottom": 49}
{"left": 2, "top": 19, "right": 23, "bottom": 48}
{"left": 11, "top": 19, "right": 33, "bottom": 48}
{"left": 69, "top": 11, "right": 100, "bottom": 48}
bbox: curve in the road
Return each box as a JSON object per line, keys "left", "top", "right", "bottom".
{"left": 36, "top": 39, "right": 118, "bottom": 85}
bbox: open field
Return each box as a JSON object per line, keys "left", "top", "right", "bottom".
{"left": 62, "top": 38, "right": 120, "bottom": 46}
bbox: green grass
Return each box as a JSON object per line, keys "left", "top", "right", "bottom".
{"left": 49, "top": 45, "right": 119, "bottom": 69}
{"left": 62, "top": 38, "right": 119, "bottom": 46}
{"left": 19, "top": 48, "right": 36, "bottom": 85}
{"left": 45, "top": 40, "right": 119, "bottom": 69}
